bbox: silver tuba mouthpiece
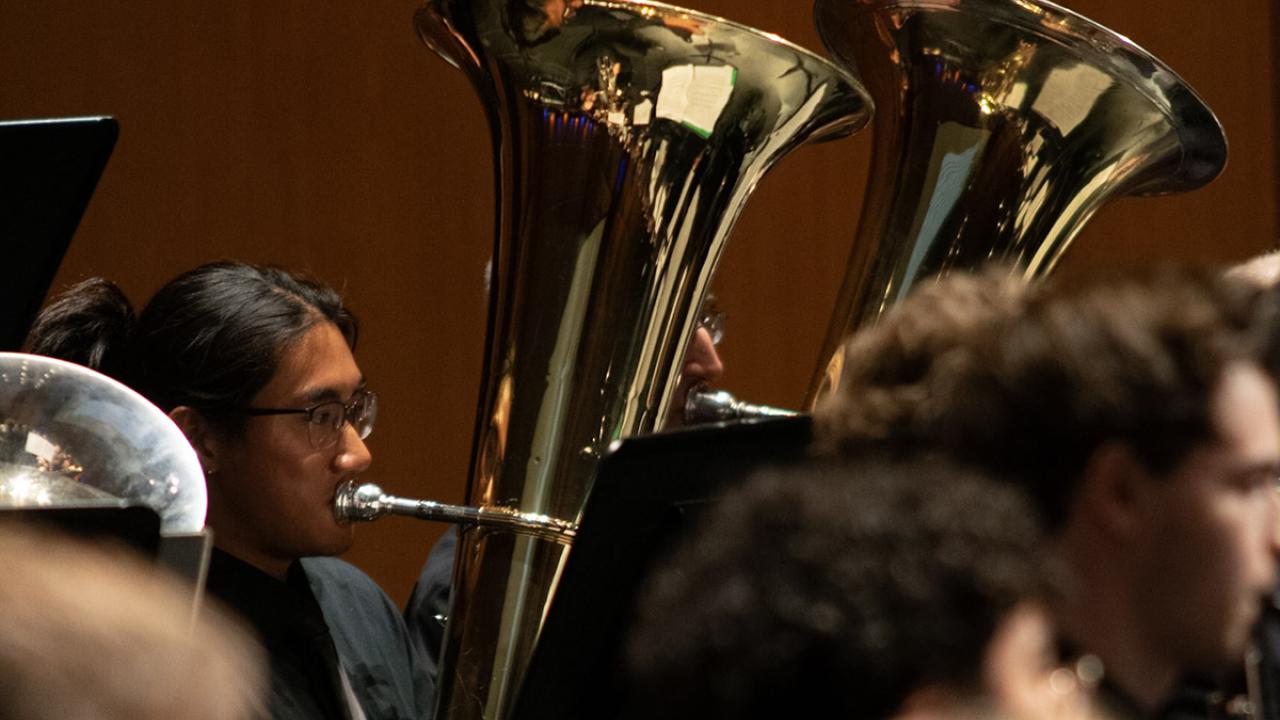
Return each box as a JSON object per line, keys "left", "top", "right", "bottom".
{"left": 333, "top": 480, "right": 389, "bottom": 522}
{"left": 684, "top": 387, "right": 800, "bottom": 425}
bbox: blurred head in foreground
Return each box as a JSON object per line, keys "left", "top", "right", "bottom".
{"left": 1227, "top": 250, "right": 1280, "bottom": 288}
{"left": 815, "top": 266, "right": 1280, "bottom": 711}
{"left": 0, "top": 527, "right": 264, "bottom": 720}
{"left": 625, "top": 458, "right": 1082, "bottom": 720}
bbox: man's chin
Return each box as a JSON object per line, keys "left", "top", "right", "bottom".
{"left": 313, "top": 524, "right": 356, "bottom": 558}
{"left": 1186, "top": 628, "right": 1258, "bottom": 674}
{"left": 1226, "top": 600, "right": 1268, "bottom": 657}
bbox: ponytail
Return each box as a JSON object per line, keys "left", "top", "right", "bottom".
{"left": 24, "top": 278, "right": 136, "bottom": 380}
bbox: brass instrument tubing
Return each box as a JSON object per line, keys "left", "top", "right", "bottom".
{"left": 333, "top": 480, "right": 577, "bottom": 543}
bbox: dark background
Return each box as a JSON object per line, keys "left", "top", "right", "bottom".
{"left": 0, "top": 1, "right": 1274, "bottom": 603}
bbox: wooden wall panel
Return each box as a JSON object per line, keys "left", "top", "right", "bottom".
{"left": 0, "top": 1, "right": 1273, "bottom": 603}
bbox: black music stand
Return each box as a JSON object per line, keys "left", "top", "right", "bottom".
{"left": 0, "top": 503, "right": 162, "bottom": 558}
{"left": 0, "top": 116, "right": 118, "bottom": 349}
{"left": 0, "top": 117, "right": 185, "bottom": 574}
{"left": 511, "top": 415, "right": 814, "bottom": 720}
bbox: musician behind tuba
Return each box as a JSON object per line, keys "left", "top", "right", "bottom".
{"left": 403, "top": 293, "right": 729, "bottom": 679}
{"left": 806, "top": 268, "right": 1280, "bottom": 720}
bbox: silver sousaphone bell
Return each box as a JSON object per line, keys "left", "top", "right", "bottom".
{"left": 0, "top": 352, "right": 206, "bottom": 535}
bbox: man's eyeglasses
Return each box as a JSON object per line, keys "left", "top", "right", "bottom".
{"left": 237, "top": 389, "right": 378, "bottom": 449}
{"left": 699, "top": 298, "right": 725, "bottom": 346}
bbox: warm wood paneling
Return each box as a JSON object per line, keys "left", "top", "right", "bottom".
{"left": 0, "top": 1, "right": 1272, "bottom": 603}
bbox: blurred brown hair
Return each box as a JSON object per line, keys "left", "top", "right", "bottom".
{"left": 625, "top": 456, "right": 1057, "bottom": 719}
{"left": 815, "top": 266, "right": 1273, "bottom": 530}
{"left": 0, "top": 527, "right": 265, "bottom": 720}
{"left": 813, "top": 268, "right": 1031, "bottom": 453}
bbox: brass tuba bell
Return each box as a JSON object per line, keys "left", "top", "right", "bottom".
{"left": 807, "top": 0, "right": 1228, "bottom": 407}
{"left": 413, "top": 1, "right": 871, "bottom": 718}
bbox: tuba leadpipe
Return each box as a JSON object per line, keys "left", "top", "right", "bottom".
{"left": 414, "top": 1, "right": 872, "bottom": 718}
{"left": 334, "top": 480, "right": 576, "bottom": 542}
{"left": 806, "top": 0, "right": 1228, "bottom": 407}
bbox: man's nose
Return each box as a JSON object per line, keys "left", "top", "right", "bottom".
{"left": 335, "top": 423, "right": 373, "bottom": 475}
{"left": 683, "top": 327, "right": 725, "bottom": 386}
{"left": 1268, "top": 495, "right": 1280, "bottom": 556}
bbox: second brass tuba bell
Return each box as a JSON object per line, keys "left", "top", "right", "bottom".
{"left": 414, "top": 1, "right": 872, "bottom": 717}
{"left": 807, "top": 0, "right": 1228, "bottom": 407}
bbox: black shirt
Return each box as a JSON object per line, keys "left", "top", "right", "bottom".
{"left": 206, "top": 549, "right": 429, "bottom": 720}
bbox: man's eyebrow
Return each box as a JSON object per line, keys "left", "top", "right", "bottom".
{"left": 1249, "top": 460, "right": 1280, "bottom": 477}
{"left": 301, "top": 378, "right": 367, "bottom": 404}
{"left": 1229, "top": 460, "right": 1280, "bottom": 486}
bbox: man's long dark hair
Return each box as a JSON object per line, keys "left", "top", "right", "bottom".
{"left": 26, "top": 261, "right": 357, "bottom": 431}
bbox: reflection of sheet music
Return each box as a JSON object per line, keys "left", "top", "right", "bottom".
{"left": 633, "top": 98, "right": 653, "bottom": 126}
{"left": 1033, "top": 64, "right": 1112, "bottom": 136}
{"left": 654, "top": 65, "right": 691, "bottom": 122}
{"left": 656, "top": 64, "right": 737, "bottom": 138}
{"left": 24, "top": 431, "right": 56, "bottom": 463}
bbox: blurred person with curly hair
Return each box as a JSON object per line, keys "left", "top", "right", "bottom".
{"left": 814, "top": 267, "right": 1280, "bottom": 717}
{"left": 624, "top": 457, "right": 1092, "bottom": 720}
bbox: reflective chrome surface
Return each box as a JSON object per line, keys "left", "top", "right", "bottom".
{"left": 808, "top": 0, "right": 1227, "bottom": 406}
{"left": 416, "top": 1, "right": 871, "bottom": 717}
{"left": 0, "top": 352, "right": 206, "bottom": 534}
{"left": 684, "top": 386, "right": 798, "bottom": 424}
{"left": 334, "top": 480, "right": 577, "bottom": 542}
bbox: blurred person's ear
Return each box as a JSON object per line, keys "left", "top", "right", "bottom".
{"left": 1076, "top": 442, "right": 1150, "bottom": 539}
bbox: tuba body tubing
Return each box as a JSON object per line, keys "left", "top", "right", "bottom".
{"left": 807, "top": 0, "right": 1228, "bottom": 407}
{"left": 412, "top": 1, "right": 872, "bottom": 718}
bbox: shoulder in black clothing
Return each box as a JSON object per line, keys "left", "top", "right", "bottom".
{"left": 303, "top": 557, "right": 435, "bottom": 720}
